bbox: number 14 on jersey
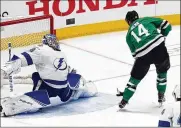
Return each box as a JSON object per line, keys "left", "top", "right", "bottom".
{"left": 131, "top": 24, "right": 150, "bottom": 43}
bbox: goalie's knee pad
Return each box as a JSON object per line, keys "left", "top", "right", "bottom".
{"left": 67, "top": 73, "right": 90, "bottom": 91}
{"left": 67, "top": 73, "right": 83, "bottom": 90}
{"left": 67, "top": 73, "right": 98, "bottom": 99}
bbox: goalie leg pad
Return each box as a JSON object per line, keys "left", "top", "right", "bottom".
{"left": 72, "top": 81, "right": 98, "bottom": 100}
{"left": 67, "top": 73, "right": 98, "bottom": 100}
{"left": 67, "top": 73, "right": 88, "bottom": 91}
{"left": 24, "top": 90, "right": 50, "bottom": 106}
{"left": 1, "top": 90, "right": 50, "bottom": 116}
{"left": 67, "top": 73, "right": 82, "bottom": 90}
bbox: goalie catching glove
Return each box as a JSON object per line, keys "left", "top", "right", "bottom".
{"left": 1, "top": 59, "right": 21, "bottom": 78}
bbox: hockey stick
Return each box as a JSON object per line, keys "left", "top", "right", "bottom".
{"left": 116, "top": 88, "right": 123, "bottom": 96}
{"left": 8, "top": 42, "right": 14, "bottom": 96}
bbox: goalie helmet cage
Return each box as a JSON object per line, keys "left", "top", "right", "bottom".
{"left": 1, "top": 15, "right": 54, "bottom": 85}
{"left": 0, "top": 15, "right": 54, "bottom": 51}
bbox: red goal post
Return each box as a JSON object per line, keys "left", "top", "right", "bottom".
{"left": 0, "top": 15, "right": 54, "bottom": 51}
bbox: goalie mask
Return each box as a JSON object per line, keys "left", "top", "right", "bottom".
{"left": 42, "top": 34, "right": 60, "bottom": 51}
{"left": 172, "top": 85, "right": 181, "bottom": 101}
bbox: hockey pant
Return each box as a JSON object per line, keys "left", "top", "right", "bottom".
{"left": 131, "top": 42, "right": 170, "bottom": 80}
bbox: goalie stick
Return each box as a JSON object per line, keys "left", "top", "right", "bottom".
{"left": 8, "top": 42, "right": 14, "bottom": 96}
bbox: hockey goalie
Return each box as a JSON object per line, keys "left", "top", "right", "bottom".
{"left": 0, "top": 34, "right": 98, "bottom": 117}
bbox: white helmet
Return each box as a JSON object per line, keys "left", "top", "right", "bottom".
{"left": 172, "top": 85, "right": 181, "bottom": 101}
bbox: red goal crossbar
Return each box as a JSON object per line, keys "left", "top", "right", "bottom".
{"left": 0, "top": 15, "right": 54, "bottom": 34}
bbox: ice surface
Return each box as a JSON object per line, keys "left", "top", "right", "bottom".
{"left": 1, "top": 26, "right": 180, "bottom": 127}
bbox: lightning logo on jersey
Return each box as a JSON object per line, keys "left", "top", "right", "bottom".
{"left": 53, "top": 58, "right": 67, "bottom": 71}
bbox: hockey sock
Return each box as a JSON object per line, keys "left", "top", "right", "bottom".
{"left": 157, "top": 72, "right": 167, "bottom": 94}
{"left": 123, "top": 77, "right": 141, "bottom": 102}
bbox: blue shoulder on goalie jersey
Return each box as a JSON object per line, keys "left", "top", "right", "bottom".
{"left": 21, "top": 52, "right": 33, "bottom": 65}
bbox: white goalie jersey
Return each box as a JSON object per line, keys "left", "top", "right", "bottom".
{"left": 1, "top": 44, "right": 69, "bottom": 89}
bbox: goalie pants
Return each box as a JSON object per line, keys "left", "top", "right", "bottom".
{"left": 131, "top": 42, "right": 170, "bottom": 80}
{"left": 32, "top": 72, "right": 73, "bottom": 102}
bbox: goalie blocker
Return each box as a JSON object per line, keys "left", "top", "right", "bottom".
{"left": 1, "top": 73, "right": 98, "bottom": 117}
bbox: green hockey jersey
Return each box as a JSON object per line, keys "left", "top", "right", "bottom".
{"left": 126, "top": 17, "right": 172, "bottom": 58}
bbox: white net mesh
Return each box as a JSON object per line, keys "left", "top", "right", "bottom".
{"left": 2, "top": 75, "right": 33, "bottom": 86}
{"left": 0, "top": 15, "right": 53, "bottom": 50}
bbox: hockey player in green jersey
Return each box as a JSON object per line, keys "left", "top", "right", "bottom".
{"left": 117, "top": 10, "right": 172, "bottom": 109}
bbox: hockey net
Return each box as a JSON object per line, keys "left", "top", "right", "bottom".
{"left": 2, "top": 75, "right": 33, "bottom": 86}
{"left": 1, "top": 15, "right": 54, "bottom": 50}
{"left": 1, "top": 15, "right": 54, "bottom": 86}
